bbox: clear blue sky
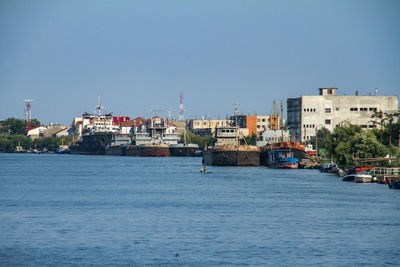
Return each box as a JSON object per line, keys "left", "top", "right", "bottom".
{"left": 1, "top": 0, "right": 399, "bottom": 125}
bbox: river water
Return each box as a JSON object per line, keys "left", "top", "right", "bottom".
{"left": 0, "top": 153, "right": 399, "bottom": 266}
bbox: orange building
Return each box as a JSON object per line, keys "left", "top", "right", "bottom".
{"left": 246, "top": 115, "right": 258, "bottom": 135}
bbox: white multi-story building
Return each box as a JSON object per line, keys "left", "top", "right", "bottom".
{"left": 287, "top": 88, "right": 399, "bottom": 142}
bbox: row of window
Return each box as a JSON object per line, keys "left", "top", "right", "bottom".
{"left": 303, "top": 124, "right": 316, "bottom": 128}
{"left": 306, "top": 121, "right": 377, "bottom": 127}
{"left": 195, "top": 121, "right": 228, "bottom": 126}
{"left": 305, "top": 107, "right": 378, "bottom": 113}
{"left": 350, "top": 107, "right": 377, "bottom": 112}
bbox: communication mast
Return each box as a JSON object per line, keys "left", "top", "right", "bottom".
{"left": 24, "top": 99, "right": 33, "bottom": 129}
{"left": 179, "top": 92, "right": 184, "bottom": 121}
{"left": 95, "top": 95, "right": 104, "bottom": 116}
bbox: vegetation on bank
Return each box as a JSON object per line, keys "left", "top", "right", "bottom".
{"left": 312, "top": 111, "right": 400, "bottom": 168}
{"left": 0, "top": 134, "right": 72, "bottom": 152}
{"left": 179, "top": 131, "right": 212, "bottom": 150}
{"left": 0, "top": 117, "right": 40, "bottom": 135}
{"left": 0, "top": 118, "right": 71, "bottom": 152}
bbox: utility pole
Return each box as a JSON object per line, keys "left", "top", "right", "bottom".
{"left": 280, "top": 102, "right": 284, "bottom": 143}
{"left": 315, "top": 126, "right": 318, "bottom": 157}
{"left": 234, "top": 102, "right": 239, "bottom": 148}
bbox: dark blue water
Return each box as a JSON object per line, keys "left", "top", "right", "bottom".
{"left": 1, "top": 153, "right": 399, "bottom": 266}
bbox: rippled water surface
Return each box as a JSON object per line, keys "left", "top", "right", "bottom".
{"left": 1, "top": 153, "right": 400, "bottom": 266}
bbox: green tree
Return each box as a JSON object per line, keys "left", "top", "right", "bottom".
{"left": 310, "top": 127, "right": 330, "bottom": 151}
{"left": 30, "top": 119, "right": 41, "bottom": 128}
{"left": 0, "top": 117, "right": 41, "bottom": 135}
{"left": 350, "top": 131, "right": 389, "bottom": 159}
{"left": 325, "top": 124, "right": 391, "bottom": 167}
{"left": 179, "top": 131, "right": 211, "bottom": 150}
{"left": 0, "top": 134, "right": 13, "bottom": 152}
{"left": 241, "top": 134, "right": 257, "bottom": 145}
{"left": 0, "top": 118, "right": 26, "bottom": 135}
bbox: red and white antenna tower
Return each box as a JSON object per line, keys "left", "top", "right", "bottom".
{"left": 179, "top": 92, "right": 184, "bottom": 120}
{"left": 24, "top": 99, "right": 33, "bottom": 129}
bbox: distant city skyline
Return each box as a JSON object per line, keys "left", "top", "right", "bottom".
{"left": 1, "top": 0, "right": 399, "bottom": 125}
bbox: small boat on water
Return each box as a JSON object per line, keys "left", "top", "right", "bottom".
{"left": 354, "top": 172, "right": 373, "bottom": 183}
{"left": 15, "top": 142, "right": 27, "bottom": 153}
{"left": 320, "top": 162, "right": 338, "bottom": 173}
{"left": 342, "top": 174, "right": 356, "bottom": 182}
{"left": 388, "top": 179, "right": 400, "bottom": 189}
{"left": 342, "top": 171, "right": 373, "bottom": 183}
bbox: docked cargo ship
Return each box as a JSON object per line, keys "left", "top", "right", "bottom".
{"left": 203, "top": 104, "right": 260, "bottom": 166}
{"left": 70, "top": 132, "right": 113, "bottom": 155}
{"left": 128, "top": 116, "right": 180, "bottom": 157}
{"left": 70, "top": 97, "right": 130, "bottom": 155}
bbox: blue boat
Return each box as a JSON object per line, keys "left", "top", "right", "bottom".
{"left": 267, "top": 147, "right": 300, "bottom": 169}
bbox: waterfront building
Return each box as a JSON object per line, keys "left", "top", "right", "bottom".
{"left": 187, "top": 119, "right": 231, "bottom": 137}
{"left": 231, "top": 115, "right": 280, "bottom": 136}
{"left": 52, "top": 127, "right": 69, "bottom": 138}
{"left": 287, "top": 88, "right": 399, "bottom": 142}
{"left": 26, "top": 126, "right": 47, "bottom": 139}
{"left": 256, "top": 129, "right": 290, "bottom": 147}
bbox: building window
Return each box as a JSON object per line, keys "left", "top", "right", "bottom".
{"left": 325, "top": 119, "right": 331, "bottom": 125}
{"left": 360, "top": 108, "right": 368, "bottom": 111}
{"left": 350, "top": 108, "right": 358, "bottom": 111}
{"left": 313, "top": 109, "right": 316, "bottom": 112}
{"left": 369, "top": 108, "right": 377, "bottom": 112}
{"left": 361, "top": 125, "right": 368, "bottom": 128}
{"left": 262, "top": 119, "right": 265, "bottom": 122}
{"left": 304, "top": 108, "right": 306, "bottom": 112}
{"left": 325, "top": 108, "right": 331, "bottom": 113}
{"left": 328, "top": 89, "right": 332, "bottom": 94}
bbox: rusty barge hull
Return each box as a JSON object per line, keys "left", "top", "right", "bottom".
{"left": 203, "top": 150, "right": 260, "bottom": 166}
{"left": 124, "top": 145, "right": 169, "bottom": 157}
{"left": 140, "top": 146, "right": 170, "bottom": 157}
{"left": 169, "top": 146, "right": 201, "bottom": 157}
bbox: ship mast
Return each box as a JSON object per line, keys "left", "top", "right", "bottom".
{"left": 234, "top": 102, "right": 239, "bottom": 148}
{"left": 280, "top": 101, "right": 284, "bottom": 143}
